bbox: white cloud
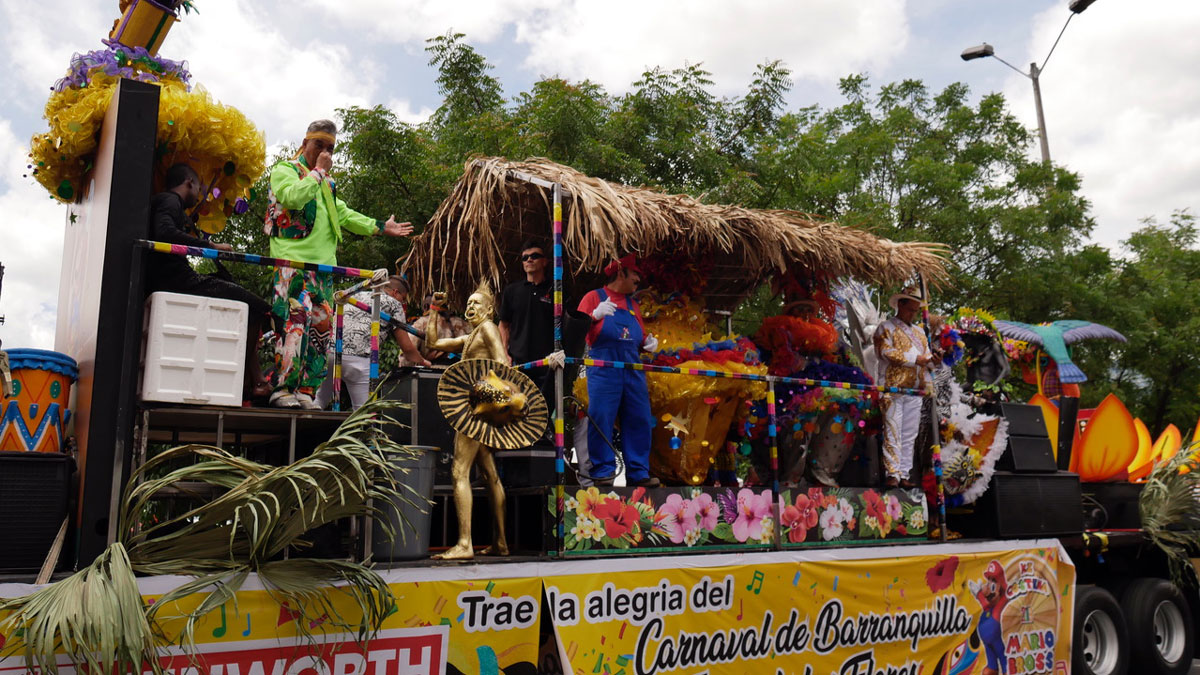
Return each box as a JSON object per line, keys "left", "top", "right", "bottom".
{"left": 0, "top": 0, "right": 387, "bottom": 348}
{"left": 295, "top": 0, "right": 556, "bottom": 44}
{"left": 0, "top": 1, "right": 110, "bottom": 103}
{"left": 388, "top": 99, "right": 434, "bottom": 126}
{"left": 1005, "top": 1, "right": 1200, "bottom": 248}
{"left": 512, "top": 0, "right": 910, "bottom": 93}
{"left": 0, "top": 121, "right": 66, "bottom": 349}
{"left": 296, "top": 0, "right": 910, "bottom": 95}
{"left": 172, "top": 0, "right": 381, "bottom": 146}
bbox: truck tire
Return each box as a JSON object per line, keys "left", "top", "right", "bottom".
{"left": 1118, "top": 578, "right": 1194, "bottom": 675}
{"left": 1073, "top": 585, "right": 1129, "bottom": 675}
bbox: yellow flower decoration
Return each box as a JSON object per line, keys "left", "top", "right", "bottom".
{"left": 31, "top": 73, "right": 264, "bottom": 234}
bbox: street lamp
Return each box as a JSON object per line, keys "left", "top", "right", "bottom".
{"left": 961, "top": 0, "right": 1099, "bottom": 164}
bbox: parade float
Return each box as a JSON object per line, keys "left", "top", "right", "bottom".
{"left": 2, "top": 6, "right": 1200, "bottom": 675}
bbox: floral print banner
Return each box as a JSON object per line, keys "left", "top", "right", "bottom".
{"left": 548, "top": 485, "right": 927, "bottom": 554}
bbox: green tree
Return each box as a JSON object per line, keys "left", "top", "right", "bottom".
{"left": 1106, "top": 212, "right": 1200, "bottom": 433}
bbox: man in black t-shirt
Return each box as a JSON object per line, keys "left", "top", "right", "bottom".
{"left": 499, "top": 240, "right": 555, "bottom": 366}
{"left": 149, "top": 163, "right": 273, "bottom": 400}
{"left": 498, "top": 240, "right": 558, "bottom": 425}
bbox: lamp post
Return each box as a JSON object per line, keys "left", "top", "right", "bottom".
{"left": 961, "top": 0, "right": 1098, "bottom": 164}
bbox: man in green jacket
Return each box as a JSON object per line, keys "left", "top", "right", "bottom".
{"left": 264, "top": 119, "right": 413, "bottom": 408}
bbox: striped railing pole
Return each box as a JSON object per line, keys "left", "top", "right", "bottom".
{"left": 333, "top": 303, "right": 344, "bottom": 412}
{"left": 515, "top": 357, "right": 929, "bottom": 398}
{"left": 136, "top": 240, "right": 375, "bottom": 278}
{"left": 369, "top": 291, "right": 381, "bottom": 399}
{"left": 918, "top": 273, "right": 947, "bottom": 543}
{"left": 552, "top": 182, "right": 566, "bottom": 558}
{"left": 767, "top": 377, "right": 782, "bottom": 549}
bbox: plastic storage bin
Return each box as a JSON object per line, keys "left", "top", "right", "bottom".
{"left": 141, "top": 291, "right": 247, "bottom": 407}
{"left": 372, "top": 446, "right": 440, "bottom": 560}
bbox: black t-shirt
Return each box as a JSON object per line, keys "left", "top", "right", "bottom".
{"left": 498, "top": 278, "right": 555, "bottom": 364}
{"left": 148, "top": 191, "right": 210, "bottom": 290}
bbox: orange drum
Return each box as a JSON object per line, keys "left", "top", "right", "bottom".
{"left": 0, "top": 349, "right": 78, "bottom": 453}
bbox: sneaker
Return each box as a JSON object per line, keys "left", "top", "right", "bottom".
{"left": 630, "top": 477, "right": 661, "bottom": 488}
{"left": 294, "top": 392, "right": 321, "bottom": 410}
{"left": 591, "top": 474, "right": 616, "bottom": 486}
{"left": 269, "top": 390, "right": 301, "bottom": 408}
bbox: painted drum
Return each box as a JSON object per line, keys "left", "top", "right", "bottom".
{"left": 108, "top": 0, "right": 178, "bottom": 56}
{"left": 0, "top": 349, "right": 78, "bottom": 453}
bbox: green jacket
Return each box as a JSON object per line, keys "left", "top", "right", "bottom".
{"left": 266, "top": 157, "right": 382, "bottom": 265}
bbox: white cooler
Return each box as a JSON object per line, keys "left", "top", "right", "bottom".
{"left": 141, "top": 292, "right": 247, "bottom": 407}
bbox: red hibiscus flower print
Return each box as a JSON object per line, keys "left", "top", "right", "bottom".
{"left": 925, "top": 556, "right": 959, "bottom": 593}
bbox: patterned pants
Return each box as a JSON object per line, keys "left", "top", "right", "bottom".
{"left": 881, "top": 393, "right": 922, "bottom": 480}
{"left": 271, "top": 268, "right": 334, "bottom": 395}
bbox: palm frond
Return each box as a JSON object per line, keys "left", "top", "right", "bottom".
{"left": 0, "top": 543, "right": 159, "bottom": 675}
{"left": 0, "top": 399, "right": 423, "bottom": 674}
{"left": 1140, "top": 441, "right": 1200, "bottom": 586}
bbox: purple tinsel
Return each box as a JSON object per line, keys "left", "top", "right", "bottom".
{"left": 53, "top": 42, "right": 191, "bottom": 92}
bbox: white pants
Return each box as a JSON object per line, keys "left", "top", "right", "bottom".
{"left": 315, "top": 353, "right": 371, "bottom": 410}
{"left": 882, "top": 394, "right": 922, "bottom": 480}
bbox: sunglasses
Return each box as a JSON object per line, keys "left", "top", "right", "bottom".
{"left": 521, "top": 253, "right": 545, "bottom": 261}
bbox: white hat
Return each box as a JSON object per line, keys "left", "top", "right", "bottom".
{"left": 888, "top": 286, "right": 925, "bottom": 312}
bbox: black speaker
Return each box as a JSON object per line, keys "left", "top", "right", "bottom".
{"left": 1001, "top": 403, "right": 1051, "bottom": 437}
{"left": 951, "top": 471, "right": 1082, "bottom": 538}
{"left": 380, "top": 369, "right": 456, "bottom": 485}
{"left": 1081, "top": 482, "right": 1143, "bottom": 529}
{"left": 1056, "top": 397, "right": 1080, "bottom": 471}
{"left": 0, "top": 451, "right": 73, "bottom": 572}
{"left": 997, "top": 435, "right": 1058, "bottom": 473}
{"left": 496, "top": 441, "right": 567, "bottom": 488}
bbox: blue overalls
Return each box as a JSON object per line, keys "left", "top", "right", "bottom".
{"left": 586, "top": 289, "right": 654, "bottom": 482}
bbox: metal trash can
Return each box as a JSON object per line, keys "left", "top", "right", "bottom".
{"left": 372, "top": 445, "right": 440, "bottom": 560}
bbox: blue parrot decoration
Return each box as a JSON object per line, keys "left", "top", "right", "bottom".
{"left": 993, "top": 320, "right": 1126, "bottom": 384}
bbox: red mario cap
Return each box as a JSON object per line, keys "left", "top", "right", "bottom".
{"left": 984, "top": 561, "right": 1007, "bottom": 584}
{"left": 603, "top": 254, "right": 642, "bottom": 278}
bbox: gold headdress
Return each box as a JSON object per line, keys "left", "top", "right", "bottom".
{"left": 437, "top": 359, "right": 548, "bottom": 449}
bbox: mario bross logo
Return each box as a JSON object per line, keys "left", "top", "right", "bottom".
{"left": 967, "top": 557, "right": 1061, "bottom": 675}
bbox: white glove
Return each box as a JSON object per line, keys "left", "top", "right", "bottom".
{"left": 967, "top": 580, "right": 981, "bottom": 596}
{"left": 370, "top": 268, "right": 389, "bottom": 288}
{"left": 545, "top": 350, "right": 566, "bottom": 370}
{"left": 642, "top": 335, "right": 659, "bottom": 352}
{"left": 591, "top": 299, "right": 618, "bottom": 320}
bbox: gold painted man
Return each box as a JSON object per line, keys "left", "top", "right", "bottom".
{"left": 425, "top": 283, "right": 509, "bottom": 560}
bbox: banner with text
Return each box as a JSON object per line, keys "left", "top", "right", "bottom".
{"left": 0, "top": 573, "right": 544, "bottom": 675}
{"left": 546, "top": 544, "right": 1074, "bottom": 675}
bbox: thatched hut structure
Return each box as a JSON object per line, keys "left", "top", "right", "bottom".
{"left": 404, "top": 157, "right": 950, "bottom": 310}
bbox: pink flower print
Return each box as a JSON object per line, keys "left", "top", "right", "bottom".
{"left": 819, "top": 505, "right": 844, "bottom": 541}
{"left": 656, "top": 493, "right": 691, "bottom": 544}
{"left": 886, "top": 495, "right": 903, "bottom": 521}
{"left": 685, "top": 493, "right": 719, "bottom": 532}
{"left": 733, "top": 489, "right": 773, "bottom": 542}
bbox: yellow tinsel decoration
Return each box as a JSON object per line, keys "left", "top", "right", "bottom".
{"left": 31, "top": 73, "right": 264, "bottom": 234}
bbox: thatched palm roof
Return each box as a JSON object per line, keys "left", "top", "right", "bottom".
{"left": 404, "top": 157, "right": 950, "bottom": 310}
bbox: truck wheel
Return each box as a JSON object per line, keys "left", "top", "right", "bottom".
{"left": 1073, "top": 585, "right": 1129, "bottom": 675}
{"left": 1118, "top": 578, "right": 1194, "bottom": 675}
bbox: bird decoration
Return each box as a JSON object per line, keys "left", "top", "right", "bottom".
{"left": 992, "top": 320, "right": 1126, "bottom": 384}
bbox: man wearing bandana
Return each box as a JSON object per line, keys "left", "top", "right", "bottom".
{"left": 264, "top": 119, "right": 413, "bottom": 409}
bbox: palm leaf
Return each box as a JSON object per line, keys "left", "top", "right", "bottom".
{"left": 0, "top": 399, "right": 424, "bottom": 674}
{"left": 1140, "top": 440, "right": 1200, "bottom": 586}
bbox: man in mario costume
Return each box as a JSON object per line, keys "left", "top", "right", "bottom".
{"left": 968, "top": 560, "right": 1011, "bottom": 675}
{"left": 576, "top": 254, "right": 660, "bottom": 488}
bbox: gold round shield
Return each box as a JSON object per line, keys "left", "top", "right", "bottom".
{"left": 437, "top": 359, "right": 549, "bottom": 450}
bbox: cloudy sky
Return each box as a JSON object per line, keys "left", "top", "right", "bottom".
{"left": 1, "top": 0, "right": 1197, "bottom": 349}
